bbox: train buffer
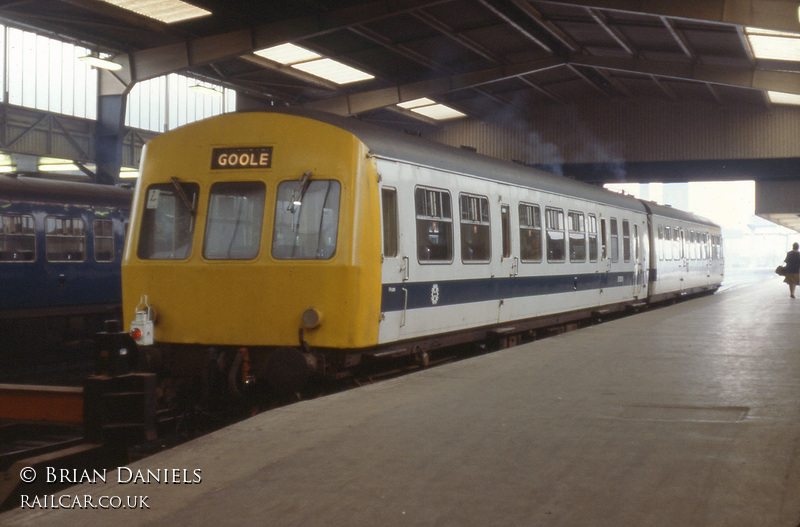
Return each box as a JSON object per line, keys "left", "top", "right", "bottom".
{"left": 0, "top": 371, "right": 158, "bottom": 512}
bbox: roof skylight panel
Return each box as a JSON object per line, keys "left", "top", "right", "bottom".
{"left": 768, "top": 91, "right": 800, "bottom": 106}
{"left": 397, "top": 98, "right": 466, "bottom": 120}
{"left": 397, "top": 98, "right": 436, "bottom": 109}
{"left": 98, "top": 0, "right": 210, "bottom": 24}
{"left": 745, "top": 27, "right": 800, "bottom": 61}
{"left": 291, "top": 58, "right": 374, "bottom": 84}
{"left": 254, "top": 43, "right": 321, "bottom": 64}
{"left": 253, "top": 43, "right": 374, "bottom": 85}
{"left": 410, "top": 104, "right": 467, "bottom": 120}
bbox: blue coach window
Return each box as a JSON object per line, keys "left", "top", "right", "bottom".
{"left": 415, "top": 186, "right": 453, "bottom": 263}
{"left": 204, "top": 182, "right": 266, "bottom": 260}
{"left": 138, "top": 182, "right": 200, "bottom": 260}
{"left": 273, "top": 180, "right": 340, "bottom": 260}
{"left": 46, "top": 217, "right": 85, "bottom": 262}
{"left": 94, "top": 219, "right": 114, "bottom": 262}
{"left": 0, "top": 215, "right": 36, "bottom": 262}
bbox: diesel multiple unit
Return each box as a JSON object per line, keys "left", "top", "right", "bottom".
{"left": 122, "top": 110, "right": 723, "bottom": 396}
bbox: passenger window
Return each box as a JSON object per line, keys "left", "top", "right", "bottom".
{"left": 0, "top": 214, "right": 36, "bottom": 262}
{"left": 622, "top": 220, "right": 631, "bottom": 262}
{"left": 657, "top": 225, "right": 664, "bottom": 261}
{"left": 600, "top": 218, "right": 607, "bottom": 260}
{"left": 501, "top": 204, "right": 511, "bottom": 259}
{"left": 415, "top": 187, "right": 453, "bottom": 263}
{"left": 459, "top": 193, "right": 491, "bottom": 263}
{"left": 664, "top": 227, "right": 671, "bottom": 261}
{"left": 519, "top": 203, "right": 542, "bottom": 262}
{"left": 545, "top": 207, "right": 565, "bottom": 262}
{"left": 381, "top": 188, "right": 399, "bottom": 258}
{"left": 588, "top": 214, "right": 598, "bottom": 262}
{"left": 634, "top": 224, "right": 640, "bottom": 260}
{"left": 94, "top": 219, "right": 114, "bottom": 262}
{"left": 46, "top": 216, "right": 85, "bottom": 262}
{"left": 568, "top": 211, "right": 586, "bottom": 262}
{"left": 609, "top": 218, "right": 619, "bottom": 263}
{"left": 273, "top": 180, "right": 340, "bottom": 260}
{"left": 138, "top": 182, "right": 199, "bottom": 260}
{"left": 204, "top": 182, "right": 266, "bottom": 260}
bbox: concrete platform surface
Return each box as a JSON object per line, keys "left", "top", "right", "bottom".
{"left": 4, "top": 277, "right": 800, "bottom": 526}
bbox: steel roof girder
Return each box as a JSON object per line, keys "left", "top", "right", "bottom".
{"left": 570, "top": 54, "right": 800, "bottom": 96}
{"left": 120, "top": 0, "right": 451, "bottom": 84}
{"left": 303, "top": 56, "right": 564, "bottom": 115}
{"left": 540, "top": 0, "right": 800, "bottom": 34}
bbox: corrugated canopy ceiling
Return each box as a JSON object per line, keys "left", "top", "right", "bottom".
{"left": 4, "top": 0, "right": 800, "bottom": 133}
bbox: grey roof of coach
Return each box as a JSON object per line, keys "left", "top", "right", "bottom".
{"left": 256, "top": 109, "right": 646, "bottom": 213}
{"left": 0, "top": 174, "right": 132, "bottom": 206}
{"left": 223, "top": 110, "right": 718, "bottom": 228}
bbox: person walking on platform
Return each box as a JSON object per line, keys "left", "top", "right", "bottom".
{"left": 784, "top": 242, "right": 800, "bottom": 298}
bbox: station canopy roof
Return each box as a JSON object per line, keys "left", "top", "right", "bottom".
{"left": 3, "top": 0, "right": 800, "bottom": 132}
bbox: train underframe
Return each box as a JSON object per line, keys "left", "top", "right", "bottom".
{"left": 1, "top": 304, "right": 121, "bottom": 377}
{"left": 107, "top": 282, "right": 718, "bottom": 414}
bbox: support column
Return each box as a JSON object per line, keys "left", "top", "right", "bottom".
{"left": 95, "top": 63, "right": 133, "bottom": 185}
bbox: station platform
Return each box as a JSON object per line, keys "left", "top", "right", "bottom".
{"left": 4, "top": 276, "right": 800, "bottom": 526}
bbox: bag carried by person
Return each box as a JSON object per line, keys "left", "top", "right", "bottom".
{"left": 776, "top": 265, "right": 787, "bottom": 276}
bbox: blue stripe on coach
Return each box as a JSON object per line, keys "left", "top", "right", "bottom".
{"left": 380, "top": 271, "right": 639, "bottom": 312}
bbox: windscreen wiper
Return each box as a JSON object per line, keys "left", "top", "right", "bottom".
{"left": 171, "top": 177, "right": 196, "bottom": 214}
{"left": 288, "top": 171, "right": 312, "bottom": 213}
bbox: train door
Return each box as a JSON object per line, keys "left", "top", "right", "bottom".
{"left": 703, "top": 232, "right": 712, "bottom": 287}
{"left": 679, "top": 227, "right": 688, "bottom": 292}
{"left": 498, "top": 203, "right": 516, "bottom": 323}
{"left": 379, "top": 186, "right": 406, "bottom": 342}
{"left": 600, "top": 217, "right": 610, "bottom": 270}
{"left": 632, "top": 222, "right": 646, "bottom": 299}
